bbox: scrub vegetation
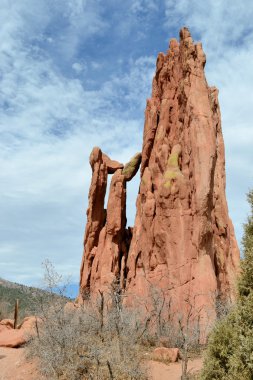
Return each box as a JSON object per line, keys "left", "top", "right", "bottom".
{"left": 201, "top": 190, "right": 253, "bottom": 380}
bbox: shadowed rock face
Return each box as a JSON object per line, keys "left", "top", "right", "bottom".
{"left": 79, "top": 28, "right": 240, "bottom": 327}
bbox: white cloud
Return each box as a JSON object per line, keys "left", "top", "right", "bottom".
{"left": 91, "top": 61, "right": 103, "bottom": 70}
{"left": 131, "top": 0, "right": 158, "bottom": 14}
{"left": 0, "top": 1, "right": 154, "bottom": 285}
{"left": 72, "top": 62, "right": 86, "bottom": 74}
{"left": 1, "top": 0, "right": 251, "bottom": 287}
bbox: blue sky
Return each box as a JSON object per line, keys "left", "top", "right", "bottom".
{"left": 0, "top": 0, "right": 252, "bottom": 286}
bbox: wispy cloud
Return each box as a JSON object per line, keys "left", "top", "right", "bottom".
{"left": 0, "top": 0, "right": 155, "bottom": 285}
{"left": 0, "top": 0, "right": 251, "bottom": 285}
{"left": 164, "top": 0, "right": 253, "bottom": 244}
{"left": 164, "top": 0, "right": 253, "bottom": 55}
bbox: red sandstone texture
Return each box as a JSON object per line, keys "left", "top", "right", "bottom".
{"left": 0, "top": 317, "right": 39, "bottom": 348}
{"left": 79, "top": 28, "right": 240, "bottom": 327}
{"left": 153, "top": 347, "right": 179, "bottom": 363}
{"left": 79, "top": 148, "right": 141, "bottom": 296}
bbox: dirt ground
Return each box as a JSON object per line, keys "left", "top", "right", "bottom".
{"left": 0, "top": 347, "right": 203, "bottom": 380}
{"left": 0, "top": 347, "right": 42, "bottom": 380}
{"left": 149, "top": 357, "right": 203, "bottom": 379}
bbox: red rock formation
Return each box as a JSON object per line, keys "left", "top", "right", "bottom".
{"left": 153, "top": 347, "right": 179, "bottom": 363}
{"left": 79, "top": 28, "right": 240, "bottom": 328}
{"left": 80, "top": 149, "right": 141, "bottom": 297}
{"left": 125, "top": 28, "right": 239, "bottom": 324}
{"left": 0, "top": 317, "right": 40, "bottom": 348}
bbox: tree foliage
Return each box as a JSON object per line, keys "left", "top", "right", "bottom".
{"left": 202, "top": 189, "right": 253, "bottom": 380}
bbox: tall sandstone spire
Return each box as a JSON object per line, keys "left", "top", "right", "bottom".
{"left": 79, "top": 28, "right": 240, "bottom": 324}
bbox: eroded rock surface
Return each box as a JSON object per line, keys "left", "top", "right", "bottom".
{"left": 79, "top": 28, "right": 240, "bottom": 328}
{"left": 80, "top": 148, "right": 141, "bottom": 296}
{"left": 153, "top": 347, "right": 179, "bottom": 363}
{"left": 0, "top": 317, "right": 40, "bottom": 348}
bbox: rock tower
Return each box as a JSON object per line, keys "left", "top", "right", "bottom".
{"left": 79, "top": 28, "right": 240, "bottom": 324}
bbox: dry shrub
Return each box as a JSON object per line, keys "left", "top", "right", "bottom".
{"left": 26, "top": 262, "right": 213, "bottom": 380}
{"left": 27, "top": 280, "right": 148, "bottom": 380}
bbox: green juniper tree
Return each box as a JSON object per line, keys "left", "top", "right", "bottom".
{"left": 231, "top": 189, "right": 253, "bottom": 378}
{"left": 238, "top": 190, "right": 253, "bottom": 297}
{"left": 202, "top": 189, "right": 253, "bottom": 380}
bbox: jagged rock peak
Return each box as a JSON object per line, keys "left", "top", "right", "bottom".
{"left": 79, "top": 29, "right": 240, "bottom": 335}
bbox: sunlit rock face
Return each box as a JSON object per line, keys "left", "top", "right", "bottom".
{"left": 79, "top": 148, "right": 141, "bottom": 296}
{"left": 79, "top": 28, "right": 240, "bottom": 330}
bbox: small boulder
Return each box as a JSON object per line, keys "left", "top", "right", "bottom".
{"left": 0, "top": 326, "right": 26, "bottom": 348}
{"left": 153, "top": 347, "right": 179, "bottom": 363}
{"left": 0, "top": 316, "right": 40, "bottom": 348}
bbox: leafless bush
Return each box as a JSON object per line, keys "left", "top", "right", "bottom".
{"left": 26, "top": 262, "right": 217, "bottom": 380}
{"left": 26, "top": 267, "right": 148, "bottom": 380}
{"left": 177, "top": 295, "right": 203, "bottom": 380}
{"left": 214, "top": 291, "right": 233, "bottom": 320}
{"left": 130, "top": 281, "right": 213, "bottom": 379}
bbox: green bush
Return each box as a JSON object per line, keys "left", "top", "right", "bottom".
{"left": 201, "top": 312, "right": 237, "bottom": 380}
{"left": 201, "top": 190, "right": 253, "bottom": 379}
